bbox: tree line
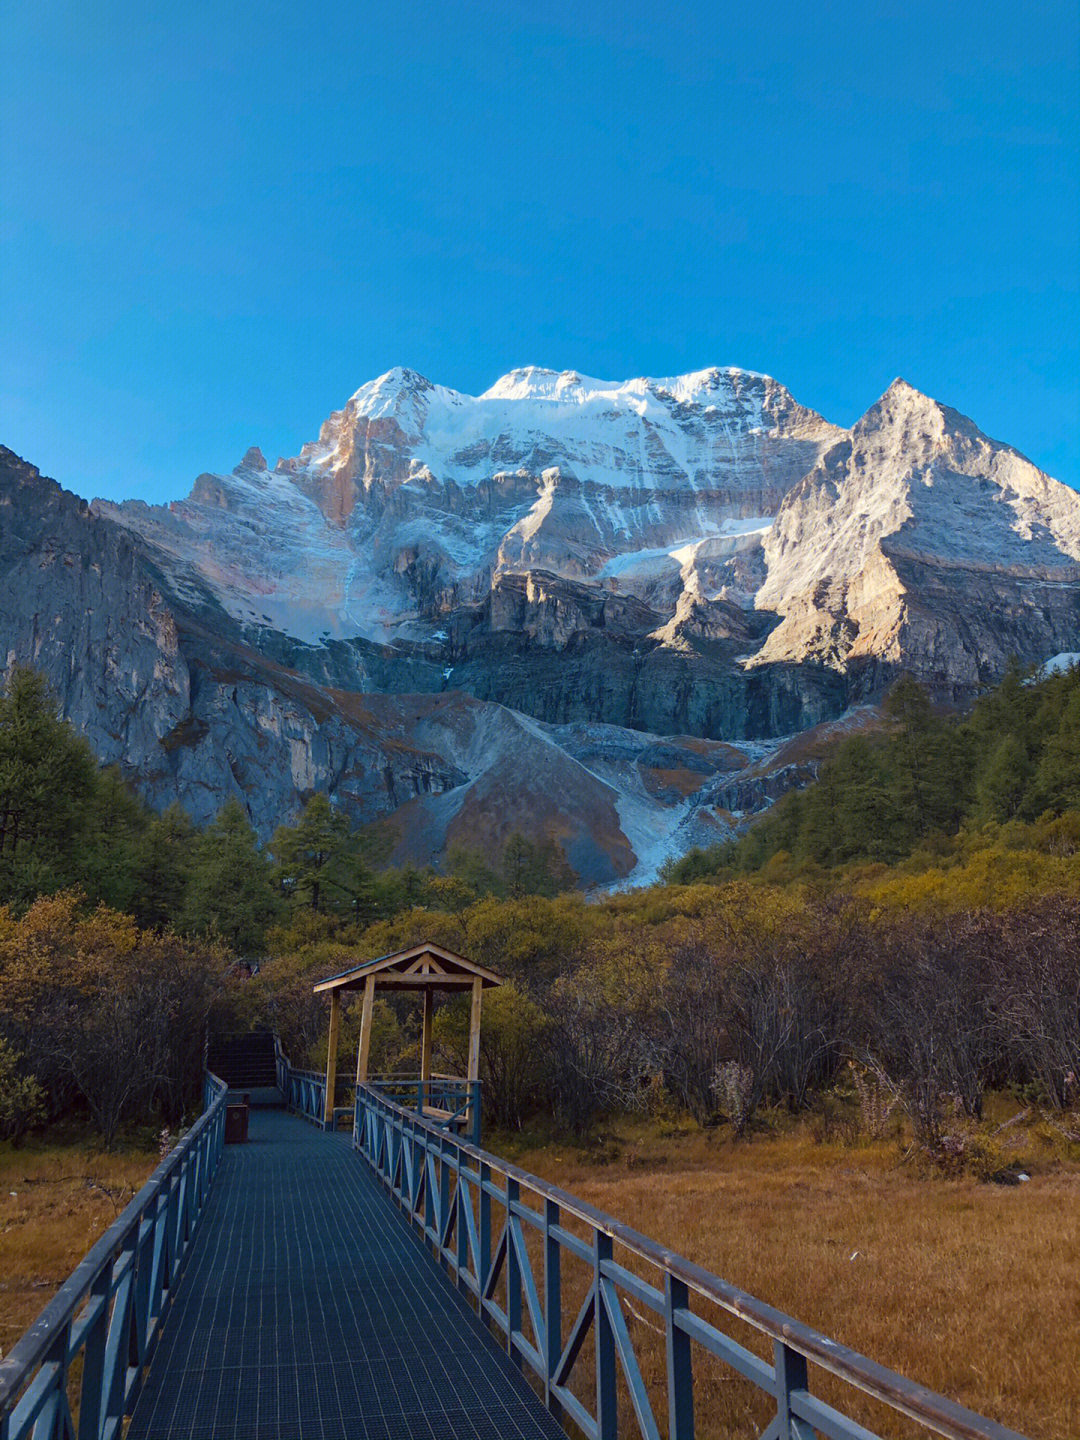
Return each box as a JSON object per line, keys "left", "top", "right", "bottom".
{"left": 2, "top": 662, "right": 1078, "bottom": 1160}
{"left": 0, "top": 666, "right": 573, "bottom": 949}
{"left": 664, "top": 662, "right": 1080, "bottom": 882}
{"left": 0, "top": 667, "right": 578, "bottom": 1143}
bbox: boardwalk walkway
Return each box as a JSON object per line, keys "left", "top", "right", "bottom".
{"left": 127, "top": 1109, "right": 564, "bottom": 1440}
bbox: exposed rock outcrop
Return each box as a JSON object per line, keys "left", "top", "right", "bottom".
{"left": 752, "top": 380, "right": 1080, "bottom": 693}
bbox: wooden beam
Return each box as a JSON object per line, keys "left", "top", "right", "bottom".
{"left": 369, "top": 976, "right": 476, "bottom": 990}
{"left": 467, "top": 976, "right": 483, "bottom": 1084}
{"left": 355, "top": 975, "right": 375, "bottom": 1086}
{"left": 420, "top": 987, "right": 434, "bottom": 1084}
{"left": 318, "top": 974, "right": 478, "bottom": 992}
{"left": 312, "top": 943, "right": 506, "bottom": 993}
{"left": 324, "top": 990, "right": 341, "bottom": 1127}
{"left": 467, "top": 975, "right": 484, "bottom": 1141}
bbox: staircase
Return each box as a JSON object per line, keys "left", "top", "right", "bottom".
{"left": 206, "top": 1030, "right": 283, "bottom": 1106}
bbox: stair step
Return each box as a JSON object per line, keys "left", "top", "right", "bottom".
{"left": 208, "top": 1031, "right": 281, "bottom": 1089}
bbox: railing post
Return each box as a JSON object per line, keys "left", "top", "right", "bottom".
{"left": 544, "top": 1198, "right": 562, "bottom": 1420}
{"left": 100, "top": 1223, "right": 137, "bottom": 1423}
{"left": 35, "top": 1322, "right": 72, "bottom": 1440}
{"left": 506, "top": 1176, "right": 522, "bottom": 1367}
{"left": 439, "top": 1133, "right": 451, "bottom": 1250}
{"left": 774, "top": 1341, "right": 814, "bottom": 1440}
{"left": 75, "top": 1257, "right": 112, "bottom": 1439}
{"left": 470, "top": 1080, "right": 482, "bottom": 1146}
{"left": 479, "top": 1160, "right": 492, "bottom": 1300}
{"left": 665, "top": 1273, "right": 694, "bottom": 1440}
{"left": 455, "top": 1149, "right": 469, "bottom": 1289}
{"left": 595, "top": 1230, "right": 616, "bottom": 1440}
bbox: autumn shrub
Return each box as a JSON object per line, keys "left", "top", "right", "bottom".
{"left": 0, "top": 1038, "right": 45, "bottom": 1144}
{"left": 987, "top": 895, "right": 1080, "bottom": 1107}
{"left": 0, "top": 891, "right": 227, "bottom": 1144}
{"left": 435, "top": 983, "right": 552, "bottom": 1130}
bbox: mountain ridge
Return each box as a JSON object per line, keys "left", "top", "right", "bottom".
{"left": 4, "top": 364, "right": 1080, "bottom": 885}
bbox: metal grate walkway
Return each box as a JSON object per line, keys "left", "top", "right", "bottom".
{"left": 127, "top": 1109, "right": 565, "bottom": 1440}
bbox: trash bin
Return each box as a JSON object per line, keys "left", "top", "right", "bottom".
{"left": 225, "top": 1094, "right": 250, "bottom": 1143}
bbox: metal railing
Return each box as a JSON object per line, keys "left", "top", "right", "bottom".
{"left": 365, "top": 1072, "right": 482, "bottom": 1144}
{"left": 353, "top": 1083, "right": 1028, "bottom": 1440}
{"left": 274, "top": 1037, "right": 328, "bottom": 1125}
{"left": 275, "top": 1039, "right": 481, "bottom": 1139}
{"left": 0, "top": 1075, "right": 228, "bottom": 1440}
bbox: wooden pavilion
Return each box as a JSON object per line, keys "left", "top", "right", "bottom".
{"left": 312, "top": 943, "right": 504, "bottom": 1129}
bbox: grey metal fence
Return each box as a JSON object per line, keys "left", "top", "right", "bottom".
{"left": 0, "top": 1075, "right": 228, "bottom": 1440}
{"left": 354, "top": 1082, "right": 1029, "bottom": 1440}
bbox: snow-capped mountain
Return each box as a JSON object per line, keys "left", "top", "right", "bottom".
{"left": 3, "top": 365, "right": 1079, "bottom": 885}
{"left": 96, "top": 366, "right": 840, "bottom": 645}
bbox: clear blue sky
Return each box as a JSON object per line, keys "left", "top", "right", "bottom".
{"left": 2, "top": 0, "right": 1077, "bottom": 502}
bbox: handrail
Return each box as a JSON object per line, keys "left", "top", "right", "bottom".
{"left": 0, "top": 1073, "right": 229, "bottom": 1438}
{"left": 274, "top": 1037, "right": 480, "bottom": 1138}
{"left": 365, "top": 1075, "right": 482, "bottom": 1143}
{"left": 366, "top": 1070, "right": 466, "bottom": 1082}
{"left": 354, "top": 1082, "right": 1028, "bottom": 1440}
{"left": 274, "top": 1037, "right": 331, "bottom": 1126}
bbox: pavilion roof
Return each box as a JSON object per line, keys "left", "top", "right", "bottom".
{"left": 312, "top": 942, "right": 505, "bottom": 994}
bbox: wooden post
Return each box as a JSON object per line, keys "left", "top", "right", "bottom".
{"left": 467, "top": 977, "right": 483, "bottom": 1083}
{"left": 467, "top": 976, "right": 483, "bottom": 1140}
{"left": 420, "top": 986, "right": 434, "bottom": 1086}
{"left": 355, "top": 976, "right": 375, "bottom": 1086}
{"left": 324, "top": 989, "right": 340, "bottom": 1128}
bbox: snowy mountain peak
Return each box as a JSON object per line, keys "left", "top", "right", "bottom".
{"left": 94, "top": 364, "right": 1080, "bottom": 697}
{"left": 346, "top": 366, "right": 437, "bottom": 416}
{"left": 650, "top": 366, "right": 769, "bottom": 404}
{"left": 480, "top": 367, "right": 586, "bottom": 400}
{"left": 478, "top": 365, "right": 776, "bottom": 411}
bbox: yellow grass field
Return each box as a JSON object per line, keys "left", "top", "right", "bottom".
{"left": 0, "top": 1143, "right": 157, "bottom": 1362}
{"left": 504, "top": 1119, "right": 1080, "bottom": 1440}
{"left": 2, "top": 1122, "right": 1076, "bottom": 1438}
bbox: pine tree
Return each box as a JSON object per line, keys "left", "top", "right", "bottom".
{"left": 323, "top": 829, "right": 396, "bottom": 925}
{"left": 79, "top": 765, "right": 150, "bottom": 913}
{"left": 134, "top": 803, "right": 196, "bottom": 930}
{"left": 977, "top": 734, "right": 1033, "bottom": 822}
{"left": 0, "top": 667, "right": 98, "bottom": 905}
{"left": 181, "top": 799, "right": 278, "bottom": 953}
{"left": 271, "top": 794, "right": 350, "bottom": 914}
{"left": 833, "top": 736, "right": 904, "bottom": 861}
{"left": 1027, "top": 682, "right": 1080, "bottom": 817}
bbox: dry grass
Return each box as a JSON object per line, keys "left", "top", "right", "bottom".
{"left": 0, "top": 1141, "right": 157, "bottom": 1360}
{"left": 503, "top": 1118, "right": 1079, "bottom": 1440}
{"left": 3, "top": 1121, "right": 1074, "bottom": 1437}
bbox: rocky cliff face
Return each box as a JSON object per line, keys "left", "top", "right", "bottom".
{"left": 0, "top": 449, "right": 192, "bottom": 770}
{"left": 4, "top": 364, "right": 1080, "bottom": 886}
{"left": 752, "top": 380, "right": 1080, "bottom": 692}
{"left": 1, "top": 446, "right": 809, "bottom": 885}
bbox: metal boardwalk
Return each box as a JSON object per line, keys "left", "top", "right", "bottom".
{"left": 127, "top": 1109, "right": 564, "bottom": 1440}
